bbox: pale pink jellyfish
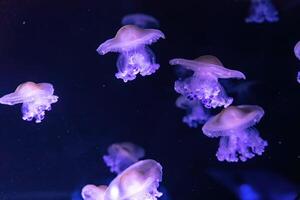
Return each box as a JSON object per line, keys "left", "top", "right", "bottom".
{"left": 97, "top": 25, "right": 165, "bottom": 82}
{"left": 0, "top": 82, "right": 58, "bottom": 123}
{"left": 294, "top": 41, "right": 300, "bottom": 83}
{"left": 81, "top": 184, "right": 107, "bottom": 200}
{"left": 121, "top": 13, "right": 160, "bottom": 28}
{"left": 104, "top": 159, "right": 163, "bottom": 200}
{"left": 176, "top": 95, "right": 210, "bottom": 128}
{"left": 170, "top": 55, "right": 246, "bottom": 109}
{"left": 103, "top": 142, "right": 145, "bottom": 174}
{"left": 202, "top": 105, "right": 267, "bottom": 162}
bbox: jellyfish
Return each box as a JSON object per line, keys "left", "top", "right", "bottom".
{"left": 81, "top": 185, "right": 107, "bottom": 200}
{"left": 103, "top": 142, "right": 145, "bottom": 174}
{"left": 104, "top": 159, "right": 163, "bottom": 200}
{"left": 294, "top": 41, "right": 300, "bottom": 83}
{"left": 170, "top": 55, "right": 246, "bottom": 109}
{"left": 0, "top": 82, "right": 58, "bottom": 123}
{"left": 245, "top": 0, "right": 279, "bottom": 23}
{"left": 202, "top": 105, "right": 267, "bottom": 162}
{"left": 121, "top": 13, "right": 160, "bottom": 29}
{"left": 176, "top": 95, "right": 210, "bottom": 128}
{"left": 97, "top": 25, "right": 165, "bottom": 82}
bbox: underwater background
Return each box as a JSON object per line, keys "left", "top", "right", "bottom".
{"left": 0, "top": 0, "right": 299, "bottom": 199}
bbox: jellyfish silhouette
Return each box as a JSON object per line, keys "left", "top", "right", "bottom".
{"left": 245, "top": 0, "right": 279, "bottom": 23}
{"left": 0, "top": 82, "right": 58, "bottom": 123}
{"left": 176, "top": 95, "right": 210, "bottom": 128}
{"left": 81, "top": 185, "right": 107, "bottom": 200}
{"left": 294, "top": 41, "right": 300, "bottom": 83}
{"left": 170, "top": 55, "right": 246, "bottom": 109}
{"left": 103, "top": 142, "right": 145, "bottom": 174}
{"left": 97, "top": 25, "right": 165, "bottom": 82}
{"left": 202, "top": 105, "right": 267, "bottom": 162}
{"left": 122, "top": 13, "right": 159, "bottom": 28}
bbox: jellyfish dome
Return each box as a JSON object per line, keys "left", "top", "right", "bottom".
{"left": 245, "top": 0, "right": 279, "bottom": 23}
{"left": 97, "top": 25, "right": 165, "bottom": 82}
{"left": 202, "top": 105, "right": 268, "bottom": 162}
{"left": 0, "top": 82, "right": 58, "bottom": 123}
{"left": 81, "top": 185, "right": 107, "bottom": 200}
{"left": 104, "top": 159, "right": 163, "bottom": 200}
{"left": 103, "top": 142, "right": 145, "bottom": 174}
{"left": 176, "top": 95, "right": 210, "bottom": 128}
{"left": 121, "top": 13, "right": 160, "bottom": 28}
{"left": 170, "top": 55, "right": 246, "bottom": 109}
{"left": 295, "top": 41, "right": 300, "bottom": 60}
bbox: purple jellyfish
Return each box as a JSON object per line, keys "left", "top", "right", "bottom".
{"left": 245, "top": 0, "right": 279, "bottom": 23}
{"left": 81, "top": 185, "right": 107, "bottom": 200}
{"left": 0, "top": 82, "right": 58, "bottom": 123}
{"left": 104, "top": 159, "right": 163, "bottom": 200}
{"left": 202, "top": 105, "right": 268, "bottom": 162}
{"left": 97, "top": 25, "right": 165, "bottom": 82}
{"left": 170, "top": 55, "right": 246, "bottom": 109}
{"left": 103, "top": 142, "right": 145, "bottom": 174}
{"left": 176, "top": 95, "right": 210, "bottom": 128}
{"left": 121, "top": 13, "right": 159, "bottom": 28}
{"left": 294, "top": 41, "right": 300, "bottom": 83}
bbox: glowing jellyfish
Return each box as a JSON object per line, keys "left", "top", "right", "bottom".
{"left": 202, "top": 105, "right": 267, "bottom": 162}
{"left": 81, "top": 184, "right": 107, "bottom": 200}
{"left": 122, "top": 13, "right": 159, "bottom": 28}
{"left": 245, "top": 0, "right": 279, "bottom": 23}
{"left": 103, "top": 142, "right": 145, "bottom": 174}
{"left": 104, "top": 159, "right": 163, "bottom": 200}
{"left": 294, "top": 41, "right": 300, "bottom": 83}
{"left": 170, "top": 55, "right": 246, "bottom": 109}
{"left": 176, "top": 95, "right": 210, "bottom": 128}
{"left": 0, "top": 82, "right": 58, "bottom": 123}
{"left": 97, "top": 25, "right": 165, "bottom": 82}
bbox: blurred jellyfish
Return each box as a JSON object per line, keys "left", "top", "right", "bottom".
{"left": 294, "top": 41, "right": 300, "bottom": 83}
{"left": 103, "top": 142, "right": 145, "bottom": 174}
{"left": 97, "top": 25, "right": 165, "bottom": 82}
{"left": 176, "top": 95, "right": 210, "bottom": 128}
{"left": 104, "top": 159, "right": 163, "bottom": 200}
{"left": 0, "top": 82, "right": 58, "bottom": 123}
{"left": 245, "top": 0, "right": 279, "bottom": 23}
{"left": 122, "top": 13, "right": 159, "bottom": 28}
{"left": 202, "top": 105, "right": 267, "bottom": 162}
{"left": 170, "top": 55, "right": 246, "bottom": 109}
{"left": 81, "top": 184, "right": 107, "bottom": 200}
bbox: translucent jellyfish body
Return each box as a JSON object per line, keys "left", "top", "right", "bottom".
{"left": 103, "top": 142, "right": 145, "bottom": 174}
{"left": 176, "top": 95, "right": 210, "bottom": 128}
{"left": 104, "top": 159, "right": 163, "bottom": 200}
{"left": 245, "top": 0, "right": 279, "bottom": 23}
{"left": 170, "top": 55, "right": 246, "bottom": 109}
{"left": 294, "top": 41, "right": 300, "bottom": 83}
{"left": 0, "top": 82, "right": 58, "bottom": 123}
{"left": 122, "top": 13, "right": 159, "bottom": 28}
{"left": 81, "top": 185, "right": 107, "bottom": 200}
{"left": 202, "top": 105, "right": 267, "bottom": 162}
{"left": 97, "top": 25, "right": 165, "bottom": 82}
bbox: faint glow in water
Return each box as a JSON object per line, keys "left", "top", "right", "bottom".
{"left": 202, "top": 105, "right": 267, "bottom": 162}
{"left": 103, "top": 142, "right": 145, "bottom": 174}
{"left": 175, "top": 95, "right": 210, "bottom": 128}
{"left": 245, "top": 0, "right": 279, "bottom": 23}
{"left": 170, "top": 55, "right": 246, "bottom": 109}
{"left": 97, "top": 25, "right": 165, "bottom": 82}
{"left": 122, "top": 13, "right": 159, "bottom": 28}
{"left": 239, "top": 184, "right": 261, "bottom": 200}
{"left": 0, "top": 82, "right": 58, "bottom": 123}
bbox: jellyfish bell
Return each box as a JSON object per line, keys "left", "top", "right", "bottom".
{"left": 97, "top": 25, "right": 165, "bottom": 82}
{"left": 294, "top": 40, "right": 300, "bottom": 60}
{"left": 245, "top": 0, "right": 279, "bottom": 23}
{"left": 104, "top": 159, "right": 163, "bottom": 200}
{"left": 121, "top": 13, "right": 160, "bottom": 29}
{"left": 103, "top": 142, "right": 145, "bottom": 174}
{"left": 81, "top": 184, "right": 107, "bottom": 200}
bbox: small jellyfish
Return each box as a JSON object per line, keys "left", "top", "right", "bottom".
{"left": 104, "top": 159, "right": 163, "bottom": 200}
{"left": 176, "top": 95, "right": 210, "bottom": 128}
{"left": 81, "top": 184, "right": 107, "bottom": 200}
{"left": 0, "top": 82, "right": 58, "bottom": 123}
{"left": 97, "top": 25, "right": 165, "bottom": 82}
{"left": 170, "top": 55, "right": 246, "bottom": 109}
{"left": 294, "top": 41, "right": 300, "bottom": 83}
{"left": 103, "top": 142, "right": 145, "bottom": 174}
{"left": 121, "top": 13, "right": 160, "bottom": 28}
{"left": 245, "top": 0, "right": 279, "bottom": 23}
{"left": 202, "top": 105, "right": 268, "bottom": 162}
